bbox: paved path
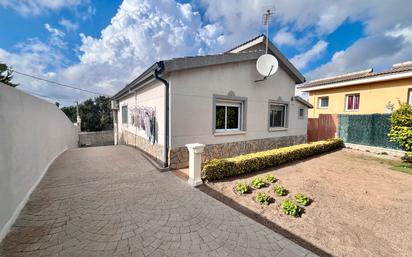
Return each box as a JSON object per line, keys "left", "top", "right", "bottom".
{"left": 0, "top": 146, "right": 316, "bottom": 257}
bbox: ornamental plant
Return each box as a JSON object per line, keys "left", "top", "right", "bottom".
{"left": 235, "top": 182, "right": 250, "bottom": 194}
{"left": 388, "top": 103, "right": 412, "bottom": 162}
{"left": 274, "top": 185, "right": 287, "bottom": 196}
{"left": 255, "top": 192, "right": 271, "bottom": 205}
{"left": 251, "top": 177, "right": 266, "bottom": 189}
{"left": 281, "top": 199, "right": 300, "bottom": 217}
{"left": 295, "top": 193, "right": 310, "bottom": 206}
{"left": 265, "top": 174, "right": 276, "bottom": 183}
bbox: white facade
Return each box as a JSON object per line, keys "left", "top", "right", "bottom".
{"left": 170, "top": 60, "right": 308, "bottom": 148}
{"left": 114, "top": 59, "right": 309, "bottom": 167}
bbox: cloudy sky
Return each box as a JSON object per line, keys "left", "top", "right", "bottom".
{"left": 1, "top": 0, "right": 412, "bottom": 106}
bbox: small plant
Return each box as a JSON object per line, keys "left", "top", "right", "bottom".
{"left": 265, "top": 174, "right": 276, "bottom": 183}
{"left": 255, "top": 192, "right": 271, "bottom": 205}
{"left": 295, "top": 193, "right": 310, "bottom": 206}
{"left": 235, "top": 182, "right": 250, "bottom": 194}
{"left": 274, "top": 185, "right": 287, "bottom": 196}
{"left": 281, "top": 199, "right": 300, "bottom": 217}
{"left": 251, "top": 177, "right": 266, "bottom": 189}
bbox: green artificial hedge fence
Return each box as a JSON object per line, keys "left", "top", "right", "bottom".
{"left": 338, "top": 114, "right": 400, "bottom": 149}
{"left": 202, "top": 138, "right": 344, "bottom": 181}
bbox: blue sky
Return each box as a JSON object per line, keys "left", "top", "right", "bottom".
{"left": 0, "top": 0, "right": 411, "bottom": 105}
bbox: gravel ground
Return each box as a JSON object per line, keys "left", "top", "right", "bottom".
{"left": 204, "top": 148, "right": 412, "bottom": 257}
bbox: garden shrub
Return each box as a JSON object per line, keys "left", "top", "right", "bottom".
{"left": 265, "top": 174, "right": 276, "bottom": 183}
{"left": 295, "top": 193, "right": 310, "bottom": 206}
{"left": 388, "top": 103, "right": 412, "bottom": 162}
{"left": 274, "top": 185, "right": 287, "bottom": 196}
{"left": 235, "top": 182, "right": 250, "bottom": 194}
{"left": 251, "top": 177, "right": 266, "bottom": 189}
{"left": 202, "top": 138, "right": 344, "bottom": 181}
{"left": 281, "top": 199, "right": 300, "bottom": 217}
{"left": 255, "top": 193, "right": 271, "bottom": 205}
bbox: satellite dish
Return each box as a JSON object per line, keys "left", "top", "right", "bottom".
{"left": 256, "top": 54, "right": 278, "bottom": 77}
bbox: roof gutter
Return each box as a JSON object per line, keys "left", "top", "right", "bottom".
{"left": 154, "top": 61, "right": 170, "bottom": 168}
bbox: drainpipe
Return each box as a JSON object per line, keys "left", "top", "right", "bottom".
{"left": 154, "top": 61, "right": 169, "bottom": 168}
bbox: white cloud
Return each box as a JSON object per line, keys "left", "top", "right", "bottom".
{"left": 1, "top": 0, "right": 224, "bottom": 105}
{"left": 59, "top": 19, "right": 79, "bottom": 32}
{"left": 291, "top": 40, "right": 328, "bottom": 70}
{"left": 273, "top": 29, "right": 306, "bottom": 46}
{"left": 305, "top": 32, "right": 411, "bottom": 80}
{"left": 44, "top": 24, "right": 67, "bottom": 48}
{"left": 0, "top": 0, "right": 86, "bottom": 15}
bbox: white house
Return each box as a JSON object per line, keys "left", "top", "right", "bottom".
{"left": 111, "top": 35, "right": 312, "bottom": 169}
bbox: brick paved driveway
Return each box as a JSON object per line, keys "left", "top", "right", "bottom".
{"left": 0, "top": 146, "right": 316, "bottom": 257}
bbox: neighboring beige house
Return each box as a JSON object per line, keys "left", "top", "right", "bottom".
{"left": 111, "top": 35, "right": 312, "bottom": 169}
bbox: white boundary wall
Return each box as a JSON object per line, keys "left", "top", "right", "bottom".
{"left": 0, "top": 83, "right": 78, "bottom": 241}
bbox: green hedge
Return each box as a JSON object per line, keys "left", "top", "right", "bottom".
{"left": 201, "top": 138, "right": 344, "bottom": 181}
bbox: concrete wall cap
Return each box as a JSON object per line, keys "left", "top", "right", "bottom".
{"left": 185, "top": 143, "right": 205, "bottom": 153}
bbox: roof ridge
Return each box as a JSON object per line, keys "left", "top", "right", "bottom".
{"left": 308, "top": 68, "right": 373, "bottom": 84}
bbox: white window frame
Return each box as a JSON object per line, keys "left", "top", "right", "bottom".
{"left": 298, "top": 108, "right": 305, "bottom": 119}
{"left": 318, "top": 96, "right": 329, "bottom": 109}
{"left": 345, "top": 94, "right": 360, "bottom": 111}
{"left": 408, "top": 88, "right": 412, "bottom": 105}
{"left": 121, "top": 105, "right": 128, "bottom": 124}
{"left": 269, "top": 103, "right": 288, "bottom": 129}
{"left": 215, "top": 100, "right": 242, "bottom": 132}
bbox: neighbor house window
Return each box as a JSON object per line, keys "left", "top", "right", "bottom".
{"left": 215, "top": 101, "right": 242, "bottom": 131}
{"left": 298, "top": 108, "right": 305, "bottom": 119}
{"left": 408, "top": 89, "right": 412, "bottom": 105}
{"left": 318, "top": 97, "right": 329, "bottom": 108}
{"left": 346, "top": 94, "right": 360, "bottom": 111}
{"left": 269, "top": 103, "right": 287, "bottom": 128}
{"left": 122, "top": 105, "right": 128, "bottom": 124}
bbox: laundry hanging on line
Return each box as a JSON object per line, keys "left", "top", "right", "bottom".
{"left": 130, "top": 106, "right": 156, "bottom": 144}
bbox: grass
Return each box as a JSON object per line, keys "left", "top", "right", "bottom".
{"left": 391, "top": 163, "right": 412, "bottom": 175}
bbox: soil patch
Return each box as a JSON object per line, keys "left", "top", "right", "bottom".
{"left": 203, "top": 149, "right": 412, "bottom": 257}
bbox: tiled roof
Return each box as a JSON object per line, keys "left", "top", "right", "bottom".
{"left": 300, "top": 61, "right": 412, "bottom": 89}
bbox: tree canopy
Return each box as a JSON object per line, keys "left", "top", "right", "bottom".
{"left": 61, "top": 96, "right": 113, "bottom": 132}
{"left": 0, "top": 63, "right": 19, "bottom": 87}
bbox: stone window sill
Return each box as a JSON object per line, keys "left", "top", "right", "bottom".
{"left": 268, "top": 128, "right": 288, "bottom": 132}
{"left": 213, "top": 131, "right": 246, "bottom": 136}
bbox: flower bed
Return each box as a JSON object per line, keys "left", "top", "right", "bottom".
{"left": 202, "top": 138, "right": 344, "bottom": 181}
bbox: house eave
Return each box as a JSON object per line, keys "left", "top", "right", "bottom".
{"left": 300, "top": 71, "right": 412, "bottom": 92}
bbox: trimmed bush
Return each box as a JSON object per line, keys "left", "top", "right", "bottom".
{"left": 202, "top": 138, "right": 344, "bottom": 181}
{"left": 281, "top": 199, "right": 301, "bottom": 217}
{"left": 274, "top": 185, "right": 287, "bottom": 196}
{"left": 251, "top": 177, "right": 266, "bottom": 189}
{"left": 255, "top": 193, "right": 271, "bottom": 205}
{"left": 295, "top": 193, "right": 310, "bottom": 206}
{"left": 235, "top": 182, "right": 250, "bottom": 194}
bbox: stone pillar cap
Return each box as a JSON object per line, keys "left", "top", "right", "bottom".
{"left": 185, "top": 143, "right": 205, "bottom": 153}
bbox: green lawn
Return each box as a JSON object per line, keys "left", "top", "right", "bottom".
{"left": 391, "top": 163, "right": 412, "bottom": 175}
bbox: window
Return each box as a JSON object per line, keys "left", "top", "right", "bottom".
{"left": 318, "top": 97, "right": 329, "bottom": 108}
{"left": 298, "top": 108, "right": 305, "bottom": 119}
{"left": 122, "top": 105, "right": 128, "bottom": 124}
{"left": 215, "top": 101, "right": 242, "bottom": 131}
{"left": 346, "top": 94, "right": 360, "bottom": 111}
{"left": 269, "top": 104, "right": 287, "bottom": 128}
{"left": 408, "top": 89, "right": 412, "bottom": 105}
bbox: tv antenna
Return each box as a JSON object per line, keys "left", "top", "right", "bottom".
{"left": 262, "top": 7, "right": 275, "bottom": 54}
{"left": 255, "top": 7, "right": 278, "bottom": 82}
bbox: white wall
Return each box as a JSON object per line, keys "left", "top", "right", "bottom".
{"left": 0, "top": 83, "right": 78, "bottom": 241}
{"left": 117, "top": 79, "right": 166, "bottom": 159}
{"left": 170, "top": 60, "right": 308, "bottom": 148}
